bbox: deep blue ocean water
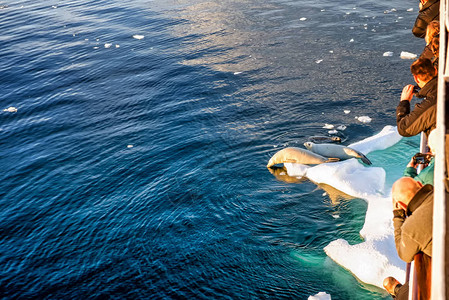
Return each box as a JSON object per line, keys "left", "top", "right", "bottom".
{"left": 0, "top": 0, "right": 424, "bottom": 299}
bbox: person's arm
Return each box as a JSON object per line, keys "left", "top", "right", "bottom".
{"left": 396, "top": 85, "right": 436, "bottom": 137}
{"left": 393, "top": 210, "right": 420, "bottom": 262}
{"left": 412, "top": 14, "right": 428, "bottom": 38}
{"left": 404, "top": 157, "right": 418, "bottom": 178}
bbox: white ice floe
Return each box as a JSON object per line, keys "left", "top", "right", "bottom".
{"left": 328, "top": 130, "right": 338, "bottom": 134}
{"left": 348, "top": 125, "right": 402, "bottom": 155}
{"left": 233, "top": 72, "right": 242, "bottom": 75}
{"left": 300, "top": 17, "right": 307, "bottom": 21}
{"left": 349, "top": 38, "right": 354, "bottom": 42}
{"left": 284, "top": 126, "right": 406, "bottom": 288}
{"left": 133, "top": 34, "right": 145, "bottom": 40}
{"left": 344, "top": 110, "right": 350, "bottom": 114}
{"left": 323, "top": 124, "right": 334, "bottom": 129}
{"left": 316, "top": 59, "right": 323, "bottom": 64}
{"left": 329, "top": 50, "right": 334, "bottom": 54}
{"left": 104, "top": 43, "right": 112, "bottom": 48}
{"left": 383, "top": 51, "right": 394, "bottom": 57}
{"left": 3, "top": 107, "right": 17, "bottom": 113}
{"left": 336, "top": 125, "right": 346, "bottom": 131}
{"left": 407, "top": 8, "right": 414, "bottom": 12}
{"left": 400, "top": 51, "right": 417, "bottom": 59}
{"left": 127, "top": 145, "right": 134, "bottom": 148}
{"left": 355, "top": 116, "right": 372, "bottom": 123}
{"left": 284, "top": 163, "right": 310, "bottom": 178}
{"left": 308, "top": 292, "right": 331, "bottom": 300}
{"left": 115, "top": 44, "right": 120, "bottom": 48}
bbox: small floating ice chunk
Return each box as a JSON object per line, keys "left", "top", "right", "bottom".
{"left": 115, "top": 44, "right": 120, "bottom": 48}
{"left": 356, "top": 116, "right": 372, "bottom": 123}
{"left": 308, "top": 292, "right": 331, "bottom": 300}
{"left": 321, "top": 9, "right": 326, "bottom": 12}
{"left": 133, "top": 34, "right": 145, "bottom": 40}
{"left": 329, "top": 50, "right": 334, "bottom": 53}
{"left": 407, "top": 8, "right": 414, "bottom": 12}
{"left": 93, "top": 46, "right": 99, "bottom": 49}
{"left": 316, "top": 59, "right": 323, "bottom": 64}
{"left": 344, "top": 110, "right": 350, "bottom": 114}
{"left": 52, "top": 5, "right": 57, "bottom": 9}
{"left": 323, "top": 124, "right": 334, "bottom": 129}
{"left": 332, "top": 215, "right": 340, "bottom": 219}
{"left": 328, "top": 130, "right": 338, "bottom": 134}
{"left": 383, "top": 51, "right": 394, "bottom": 57}
{"left": 300, "top": 17, "right": 307, "bottom": 21}
{"left": 349, "top": 38, "right": 354, "bottom": 42}
{"left": 400, "top": 51, "right": 417, "bottom": 59}
{"left": 336, "top": 125, "right": 347, "bottom": 131}
{"left": 3, "top": 107, "right": 17, "bottom": 113}
{"left": 233, "top": 72, "right": 242, "bottom": 75}
{"left": 104, "top": 43, "right": 112, "bottom": 48}
{"left": 127, "top": 145, "right": 134, "bottom": 148}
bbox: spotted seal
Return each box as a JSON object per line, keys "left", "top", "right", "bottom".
{"left": 267, "top": 147, "right": 339, "bottom": 168}
{"left": 307, "top": 135, "right": 342, "bottom": 144}
{"left": 303, "top": 142, "right": 372, "bottom": 165}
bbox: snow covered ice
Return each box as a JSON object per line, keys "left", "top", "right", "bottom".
{"left": 283, "top": 126, "right": 407, "bottom": 288}
{"left": 3, "top": 107, "right": 17, "bottom": 113}
{"left": 400, "top": 51, "right": 417, "bottom": 59}
{"left": 308, "top": 291, "right": 331, "bottom": 300}
{"left": 356, "top": 116, "right": 372, "bottom": 123}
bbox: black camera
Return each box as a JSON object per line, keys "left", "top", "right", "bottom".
{"left": 413, "top": 152, "right": 432, "bottom": 164}
{"left": 413, "top": 85, "right": 421, "bottom": 95}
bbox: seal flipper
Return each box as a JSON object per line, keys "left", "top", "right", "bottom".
{"left": 358, "top": 154, "right": 372, "bottom": 165}
{"left": 326, "top": 157, "right": 340, "bottom": 163}
{"left": 343, "top": 148, "right": 372, "bottom": 165}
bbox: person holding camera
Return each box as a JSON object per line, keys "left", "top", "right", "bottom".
{"left": 396, "top": 58, "right": 437, "bottom": 139}
{"left": 383, "top": 177, "right": 434, "bottom": 299}
{"left": 403, "top": 129, "right": 437, "bottom": 186}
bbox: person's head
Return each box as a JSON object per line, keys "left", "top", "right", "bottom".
{"left": 431, "top": 35, "right": 439, "bottom": 57}
{"left": 425, "top": 21, "right": 440, "bottom": 44}
{"left": 411, "top": 58, "right": 437, "bottom": 87}
{"left": 392, "top": 177, "right": 423, "bottom": 210}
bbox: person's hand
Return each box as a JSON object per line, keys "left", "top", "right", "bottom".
{"left": 407, "top": 157, "right": 417, "bottom": 168}
{"left": 401, "top": 84, "right": 414, "bottom": 102}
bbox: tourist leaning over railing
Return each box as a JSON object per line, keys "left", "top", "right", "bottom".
{"left": 383, "top": 177, "right": 434, "bottom": 299}
{"left": 412, "top": 0, "right": 440, "bottom": 38}
{"left": 396, "top": 58, "right": 438, "bottom": 139}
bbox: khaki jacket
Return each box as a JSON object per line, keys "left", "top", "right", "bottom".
{"left": 393, "top": 184, "right": 433, "bottom": 262}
